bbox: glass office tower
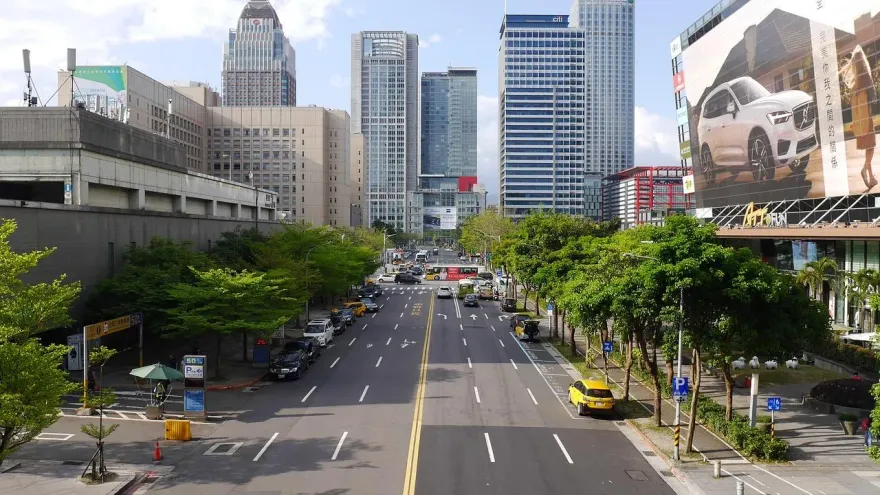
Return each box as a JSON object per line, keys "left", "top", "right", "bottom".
{"left": 222, "top": 0, "right": 297, "bottom": 106}
{"left": 351, "top": 31, "right": 420, "bottom": 231}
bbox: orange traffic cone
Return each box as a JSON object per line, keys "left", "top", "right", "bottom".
{"left": 153, "top": 441, "right": 162, "bottom": 462}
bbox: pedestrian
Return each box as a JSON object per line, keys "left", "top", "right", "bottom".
{"left": 154, "top": 380, "right": 166, "bottom": 405}
{"left": 864, "top": 417, "right": 874, "bottom": 448}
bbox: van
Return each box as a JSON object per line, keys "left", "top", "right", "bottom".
{"left": 304, "top": 319, "right": 336, "bottom": 346}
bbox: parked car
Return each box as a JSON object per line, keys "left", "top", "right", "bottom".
{"left": 477, "top": 272, "right": 494, "bottom": 281}
{"left": 304, "top": 319, "right": 336, "bottom": 346}
{"left": 697, "top": 76, "right": 817, "bottom": 184}
{"left": 376, "top": 273, "right": 396, "bottom": 283}
{"left": 284, "top": 338, "right": 319, "bottom": 363}
{"left": 344, "top": 301, "right": 367, "bottom": 317}
{"left": 568, "top": 379, "right": 615, "bottom": 416}
{"left": 270, "top": 350, "right": 309, "bottom": 380}
{"left": 479, "top": 286, "right": 494, "bottom": 300}
{"left": 395, "top": 273, "right": 422, "bottom": 284}
{"left": 361, "top": 297, "right": 379, "bottom": 312}
{"left": 463, "top": 293, "right": 479, "bottom": 307}
{"left": 411, "top": 266, "right": 424, "bottom": 276}
{"left": 339, "top": 307, "right": 355, "bottom": 326}
{"left": 437, "top": 286, "right": 453, "bottom": 299}
{"left": 510, "top": 313, "right": 530, "bottom": 329}
{"left": 501, "top": 298, "right": 518, "bottom": 312}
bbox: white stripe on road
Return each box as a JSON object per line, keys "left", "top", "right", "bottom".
{"left": 386, "top": 337, "right": 392, "bottom": 346}
{"left": 405, "top": 304, "right": 408, "bottom": 309}
{"left": 372, "top": 313, "right": 376, "bottom": 318}
{"left": 136, "top": 412, "right": 148, "bottom": 420}
{"left": 359, "top": 385, "right": 370, "bottom": 402}
{"left": 331, "top": 432, "right": 348, "bottom": 460}
{"left": 553, "top": 434, "right": 574, "bottom": 464}
{"left": 491, "top": 325, "right": 496, "bottom": 332}
{"left": 509, "top": 332, "right": 578, "bottom": 420}
{"left": 330, "top": 357, "right": 340, "bottom": 368}
{"left": 484, "top": 313, "right": 488, "bottom": 319}
{"left": 400, "top": 313, "right": 404, "bottom": 318}
{"left": 460, "top": 324, "right": 463, "bottom": 331}
{"left": 409, "top": 296, "right": 412, "bottom": 300}
{"left": 499, "top": 339, "right": 505, "bottom": 348}
{"left": 527, "top": 388, "right": 538, "bottom": 405}
{"left": 484, "top": 433, "right": 495, "bottom": 463}
{"left": 301, "top": 386, "right": 317, "bottom": 403}
{"left": 253, "top": 432, "right": 279, "bottom": 461}
{"left": 463, "top": 338, "right": 468, "bottom": 347}
{"left": 362, "top": 324, "right": 368, "bottom": 330}
{"left": 394, "top": 323, "right": 399, "bottom": 330}
{"left": 510, "top": 359, "right": 518, "bottom": 370}
{"left": 473, "top": 386, "right": 481, "bottom": 403}
{"left": 375, "top": 357, "right": 383, "bottom": 368}
{"left": 380, "top": 304, "right": 384, "bottom": 309}
{"left": 467, "top": 357, "right": 472, "bottom": 369}
{"left": 349, "top": 337, "right": 357, "bottom": 346}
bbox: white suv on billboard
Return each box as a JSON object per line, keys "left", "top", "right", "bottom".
{"left": 697, "top": 76, "right": 817, "bottom": 184}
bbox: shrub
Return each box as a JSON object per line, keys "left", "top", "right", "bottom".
{"left": 838, "top": 413, "right": 859, "bottom": 422}
{"left": 811, "top": 339, "right": 880, "bottom": 372}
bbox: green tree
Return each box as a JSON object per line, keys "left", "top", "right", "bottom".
{"left": 795, "top": 257, "right": 838, "bottom": 301}
{"left": 0, "top": 219, "right": 81, "bottom": 341}
{"left": 459, "top": 210, "right": 514, "bottom": 262}
{"left": 845, "top": 268, "right": 879, "bottom": 330}
{"left": 80, "top": 346, "right": 119, "bottom": 482}
{"left": 164, "top": 268, "right": 296, "bottom": 377}
{"left": 0, "top": 339, "right": 76, "bottom": 465}
{"left": 210, "top": 227, "right": 268, "bottom": 270}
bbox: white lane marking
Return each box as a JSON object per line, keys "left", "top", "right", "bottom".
{"left": 331, "top": 432, "right": 348, "bottom": 460}
{"left": 362, "top": 324, "right": 368, "bottom": 330}
{"left": 463, "top": 338, "right": 468, "bottom": 347}
{"left": 484, "top": 432, "right": 495, "bottom": 463}
{"left": 473, "top": 386, "right": 481, "bottom": 403}
{"left": 484, "top": 313, "right": 488, "bottom": 319}
{"left": 136, "top": 412, "right": 148, "bottom": 421}
{"left": 116, "top": 411, "right": 130, "bottom": 420}
{"left": 491, "top": 325, "right": 496, "bottom": 332}
{"left": 375, "top": 356, "right": 383, "bottom": 367}
{"left": 467, "top": 357, "right": 473, "bottom": 369}
{"left": 454, "top": 296, "right": 462, "bottom": 319}
{"left": 747, "top": 475, "right": 767, "bottom": 487}
{"left": 386, "top": 337, "right": 392, "bottom": 346}
{"left": 380, "top": 304, "right": 384, "bottom": 309}
{"left": 301, "top": 386, "right": 317, "bottom": 402}
{"left": 394, "top": 323, "right": 399, "bottom": 330}
{"left": 499, "top": 339, "right": 505, "bottom": 348}
{"left": 330, "top": 357, "right": 340, "bottom": 368}
{"left": 553, "top": 434, "right": 574, "bottom": 464}
{"left": 409, "top": 296, "right": 412, "bottom": 300}
{"left": 372, "top": 313, "right": 376, "bottom": 318}
{"left": 253, "top": 432, "right": 279, "bottom": 461}
{"left": 349, "top": 337, "right": 357, "bottom": 347}
{"left": 510, "top": 359, "right": 518, "bottom": 370}
{"left": 359, "top": 385, "right": 370, "bottom": 402}
{"left": 721, "top": 470, "right": 767, "bottom": 494}
{"left": 405, "top": 304, "right": 408, "bottom": 309}
{"left": 509, "top": 332, "right": 578, "bottom": 420}
{"left": 750, "top": 465, "right": 813, "bottom": 494}
{"left": 400, "top": 312, "right": 404, "bottom": 318}
{"left": 35, "top": 433, "right": 74, "bottom": 441}
{"left": 527, "top": 388, "right": 538, "bottom": 405}
{"left": 460, "top": 324, "right": 463, "bottom": 331}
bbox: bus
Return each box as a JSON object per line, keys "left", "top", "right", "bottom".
{"left": 423, "top": 264, "right": 485, "bottom": 281}
{"left": 415, "top": 250, "right": 428, "bottom": 264}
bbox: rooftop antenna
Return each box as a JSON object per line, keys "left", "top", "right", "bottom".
{"left": 67, "top": 48, "right": 77, "bottom": 107}
{"left": 21, "top": 49, "right": 39, "bottom": 107}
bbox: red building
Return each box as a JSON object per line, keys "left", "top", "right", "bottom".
{"left": 602, "top": 166, "right": 692, "bottom": 229}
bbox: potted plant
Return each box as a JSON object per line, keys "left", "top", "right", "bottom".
{"left": 839, "top": 413, "right": 860, "bottom": 435}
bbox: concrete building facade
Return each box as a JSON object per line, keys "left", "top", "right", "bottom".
{"left": 350, "top": 133, "right": 365, "bottom": 227}
{"left": 351, "top": 31, "right": 420, "bottom": 231}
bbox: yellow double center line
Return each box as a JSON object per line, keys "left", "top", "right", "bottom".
{"left": 402, "top": 296, "right": 433, "bottom": 495}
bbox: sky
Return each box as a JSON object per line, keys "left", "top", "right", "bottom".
{"left": 0, "top": 0, "right": 718, "bottom": 204}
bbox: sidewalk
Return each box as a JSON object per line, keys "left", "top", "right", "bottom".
{"left": 0, "top": 459, "right": 172, "bottom": 495}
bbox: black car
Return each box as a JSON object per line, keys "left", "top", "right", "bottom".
{"left": 359, "top": 285, "right": 383, "bottom": 299}
{"left": 340, "top": 307, "right": 355, "bottom": 325}
{"left": 329, "top": 313, "right": 345, "bottom": 334}
{"left": 463, "top": 294, "right": 479, "bottom": 307}
{"left": 411, "top": 266, "right": 424, "bottom": 276}
{"left": 478, "top": 272, "right": 494, "bottom": 281}
{"left": 501, "top": 298, "right": 518, "bottom": 312}
{"left": 361, "top": 297, "right": 379, "bottom": 312}
{"left": 395, "top": 273, "right": 422, "bottom": 284}
{"left": 270, "top": 350, "right": 309, "bottom": 380}
{"left": 284, "top": 338, "right": 320, "bottom": 363}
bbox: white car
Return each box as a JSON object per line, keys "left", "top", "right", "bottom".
{"left": 303, "top": 319, "right": 335, "bottom": 346}
{"left": 437, "top": 286, "right": 453, "bottom": 299}
{"left": 697, "top": 76, "right": 817, "bottom": 184}
{"left": 376, "top": 273, "right": 395, "bottom": 283}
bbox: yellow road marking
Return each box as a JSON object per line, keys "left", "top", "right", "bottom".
{"left": 402, "top": 296, "right": 433, "bottom": 495}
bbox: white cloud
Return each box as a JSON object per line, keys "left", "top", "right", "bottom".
{"left": 429, "top": 34, "right": 441, "bottom": 43}
{"left": 634, "top": 106, "right": 680, "bottom": 166}
{"left": 329, "top": 74, "right": 349, "bottom": 88}
{"left": 0, "top": 0, "right": 342, "bottom": 106}
{"left": 477, "top": 94, "right": 499, "bottom": 205}
{"left": 418, "top": 33, "right": 442, "bottom": 49}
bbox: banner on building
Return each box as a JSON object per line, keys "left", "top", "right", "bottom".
{"left": 423, "top": 207, "right": 457, "bottom": 230}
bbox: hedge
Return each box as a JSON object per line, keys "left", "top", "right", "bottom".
{"left": 810, "top": 339, "right": 880, "bottom": 372}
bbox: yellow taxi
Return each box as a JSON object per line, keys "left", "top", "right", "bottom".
{"left": 343, "top": 302, "right": 367, "bottom": 317}
{"left": 568, "top": 379, "right": 615, "bottom": 416}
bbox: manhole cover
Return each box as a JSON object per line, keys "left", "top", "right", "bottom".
{"left": 62, "top": 460, "right": 84, "bottom": 466}
{"left": 660, "top": 470, "right": 674, "bottom": 477}
{"left": 642, "top": 451, "right": 656, "bottom": 457}
{"left": 625, "top": 470, "right": 649, "bottom": 481}
{"left": 242, "top": 387, "right": 259, "bottom": 393}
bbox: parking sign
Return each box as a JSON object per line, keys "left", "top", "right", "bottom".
{"left": 672, "top": 376, "right": 689, "bottom": 398}
{"left": 602, "top": 341, "right": 613, "bottom": 353}
{"left": 767, "top": 397, "right": 781, "bottom": 411}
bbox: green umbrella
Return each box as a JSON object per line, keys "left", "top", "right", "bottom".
{"left": 129, "top": 363, "right": 185, "bottom": 381}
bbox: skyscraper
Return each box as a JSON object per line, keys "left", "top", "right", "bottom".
{"left": 410, "top": 68, "right": 482, "bottom": 235}
{"left": 351, "top": 31, "right": 419, "bottom": 231}
{"left": 499, "top": 0, "right": 634, "bottom": 220}
{"left": 222, "top": 0, "right": 296, "bottom": 106}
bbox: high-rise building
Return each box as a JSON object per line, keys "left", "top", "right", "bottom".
{"left": 222, "top": 0, "right": 296, "bottom": 106}
{"left": 409, "top": 68, "right": 484, "bottom": 235}
{"left": 499, "top": 0, "right": 634, "bottom": 220}
{"left": 351, "top": 31, "right": 419, "bottom": 231}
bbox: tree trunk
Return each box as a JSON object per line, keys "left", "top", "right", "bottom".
{"left": 522, "top": 287, "right": 530, "bottom": 312}
{"left": 623, "top": 335, "right": 633, "bottom": 400}
{"left": 721, "top": 359, "right": 735, "bottom": 421}
{"left": 553, "top": 307, "right": 559, "bottom": 339}
{"left": 242, "top": 332, "right": 248, "bottom": 362}
{"left": 665, "top": 359, "right": 674, "bottom": 387}
{"left": 213, "top": 333, "right": 223, "bottom": 379}
{"left": 685, "top": 348, "right": 701, "bottom": 454}
{"left": 534, "top": 293, "right": 541, "bottom": 317}
{"left": 636, "top": 332, "right": 662, "bottom": 426}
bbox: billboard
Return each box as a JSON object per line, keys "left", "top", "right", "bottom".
{"left": 682, "top": 0, "right": 880, "bottom": 208}
{"left": 72, "top": 66, "right": 128, "bottom": 122}
{"left": 423, "top": 207, "right": 457, "bottom": 230}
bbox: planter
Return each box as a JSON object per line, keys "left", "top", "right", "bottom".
{"left": 755, "top": 423, "right": 772, "bottom": 434}
{"left": 840, "top": 420, "right": 860, "bottom": 435}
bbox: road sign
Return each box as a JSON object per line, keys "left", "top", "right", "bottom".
{"left": 602, "top": 341, "right": 613, "bottom": 353}
{"left": 84, "top": 313, "right": 141, "bottom": 340}
{"left": 767, "top": 397, "right": 782, "bottom": 411}
{"left": 672, "top": 376, "right": 689, "bottom": 399}
{"left": 496, "top": 269, "right": 502, "bottom": 277}
{"left": 184, "top": 389, "right": 205, "bottom": 413}
{"left": 64, "top": 183, "right": 73, "bottom": 193}
{"left": 184, "top": 364, "right": 204, "bottom": 379}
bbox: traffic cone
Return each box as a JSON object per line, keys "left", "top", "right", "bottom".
{"left": 153, "top": 442, "right": 162, "bottom": 462}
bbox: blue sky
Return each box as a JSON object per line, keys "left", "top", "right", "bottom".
{"left": 2, "top": 0, "right": 718, "bottom": 202}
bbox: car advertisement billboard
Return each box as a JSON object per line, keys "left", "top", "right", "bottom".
{"left": 682, "top": 0, "right": 880, "bottom": 208}
{"left": 71, "top": 66, "right": 128, "bottom": 122}
{"left": 423, "top": 207, "right": 457, "bottom": 230}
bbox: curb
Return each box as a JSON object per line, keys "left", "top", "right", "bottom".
{"left": 0, "top": 462, "right": 21, "bottom": 474}
{"left": 624, "top": 419, "right": 707, "bottom": 495}
{"left": 206, "top": 374, "right": 266, "bottom": 391}
{"left": 111, "top": 471, "right": 140, "bottom": 495}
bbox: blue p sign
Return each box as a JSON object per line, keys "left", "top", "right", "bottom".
{"left": 767, "top": 397, "right": 781, "bottom": 411}
{"left": 672, "top": 376, "right": 689, "bottom": 397}
{"left": 602, "top": 341, "right": 613, "bottom": 353}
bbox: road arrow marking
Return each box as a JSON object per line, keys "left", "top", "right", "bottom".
{"left": 436, "top": 313, "right": 447, "bottom": 319}
{"left": 366, "top": 343, "right": 374, "bottom": 348}
{"left": 469, "top": 314, "right": 478, "bottom": 321}
{"left": 498, "top": 316, "right": 505, "bottom": 322}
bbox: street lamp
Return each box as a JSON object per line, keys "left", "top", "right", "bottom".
{"left": 249, "top": 170, "right": 258, "bottom": 231}
{"left": 382, "top": 233, "right": 396, "bottom": 267}
{"left": 623, "top": 251, "right": 685, "bottom": 462}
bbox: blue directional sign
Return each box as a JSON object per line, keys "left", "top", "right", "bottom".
{"left": 64, "top": 183, "right": 73, "bottom": 193}
{"left": 496, "top": 269, "right": 503, "bottom": 277}
{"left": 184, "top": 389, "right": 205, "bottom": 413}
{"left": 672, "top": 376, "right": 689, "bottom": 397}
{"left": 767, "top": 397, "right": 782, "bottom": 412}
{"left": 602, "top": 341, "right": 613, "bottom": 353}
{"left": 547, "top": 302, "right": 554, "bottom": 312}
